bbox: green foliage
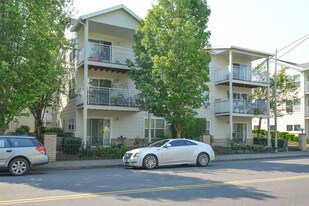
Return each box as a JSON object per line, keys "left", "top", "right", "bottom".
{"left": 42, "top": 126, "right": 64, "bottom": 137}
{"left": 15, "top": 125, "right": 30, "bottom": 135}
{"left": 260, "top": 129, "right": 267, "bottom": 136}
{"left": 63, "top": 137, "right": 82, "bottom": 154}
{"left": 278, "top": 132, "right": 289, "bottom": 139}
{"left": 79, "top": 146, "right": 128, "bottom": 159}
{"left": 129, "top": 0, "right": 211, "bottom": 138}
{"left": 286, "top": 134, "right": 296, "bottom": 141}
{"left": 0, "top": 0, "right": 74, "bottom": 134}
{"left": 180, "top": 118, "right": 207, "bottom": 140}
{"left": 253, "top": 137, "right": 286, "bottom": 148}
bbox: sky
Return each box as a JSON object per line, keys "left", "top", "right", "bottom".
{"left": 73, "top": 0, "right": 309, "bottom": 64}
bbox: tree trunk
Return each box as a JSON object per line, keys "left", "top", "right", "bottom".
{"left": 174, "top": 124, "right": 181, "bottom": 138}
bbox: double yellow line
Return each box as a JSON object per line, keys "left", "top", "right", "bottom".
{"left": 1, "top": 174, "right": 309, "bottom": 205}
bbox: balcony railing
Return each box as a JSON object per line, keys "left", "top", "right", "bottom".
{"left": 213, "top": 67, "right": 267, "bottom": 84}
{"left": 76, "top": 87, "right": 141, "bottom": 107}
{"left": 78, "top": 42, "right": 135, "bottom": 65}
{"left": 214, "top": 99, "right": 267, "bottom": 115}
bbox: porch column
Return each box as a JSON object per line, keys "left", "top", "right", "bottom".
{"left": 229, "top": 49, "right": 233, "bottom": 140}
{"left": 266, "top": 58, "right": 271, "bottom": 147}
{"left": 83, "top": 19, "right": 89, "bottom": 145}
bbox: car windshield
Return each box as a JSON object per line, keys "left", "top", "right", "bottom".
{"left": 148, "top": 139, "right": 170, "bottom": 147}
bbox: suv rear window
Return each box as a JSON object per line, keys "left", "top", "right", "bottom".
{"left": 9, "top": 138, "right": 38, "bottom": 147}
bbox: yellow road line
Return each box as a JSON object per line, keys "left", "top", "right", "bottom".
{"left": 1, "top": 174, "right": 309, "bottom": 205}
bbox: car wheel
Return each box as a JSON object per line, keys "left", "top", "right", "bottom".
{"left": 9, "top": 158, "right": 29, "bottom": 176}
{"left": 143, "top": 154, "right": 157, "bottom": 169}
{"left": 197, "top": 152, "right": 210, "bottom": 167}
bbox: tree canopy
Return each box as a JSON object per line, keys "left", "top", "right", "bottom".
{"left": 129, "top": 0, "right": 211, "bottom": 138}
{"left": 0, "top": 0, "right": 73, "bottom": 134}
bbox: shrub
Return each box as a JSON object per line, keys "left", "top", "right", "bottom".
{"left": 79, "top": 146, "right": 128, "bottom": 159}
{"left": 42, "top": 127, "right": 64, "bottom": 137}
{"left": 260, "top": 129, "right": 267, "bottom": 136}
{"left": 293, "top": 135, "right": 298, "bottom": 142}
{"left": 63, "top": 137, "right": 82, "bottom": 154}
{"left": 16, "top": 125, "right": 30, "bottom": 135}
{"left": 286, "top": 134, "right": 295, "bottom": 141}
{"left": 278, "top": 132, "right": 289, "bottom": 139}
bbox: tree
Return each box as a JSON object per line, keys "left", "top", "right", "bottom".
{"left": 129, "top": 0, "right": 211, "bottom": 138}
{"left": 252, "top": 67, "right": 298, "bottom": 140}
{"left": 0, "top": 0, "right": 73, "bottom": 134}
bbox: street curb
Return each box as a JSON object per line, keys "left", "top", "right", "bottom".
{"left": 34, "top": 152, "right": 309, "bottom": 171}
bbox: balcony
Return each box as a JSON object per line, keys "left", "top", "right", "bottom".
{"left": 76, "top": 87, "right": 141, "bottom": 110}
{"left": 78, "top": 42, "right": 135, "bottom": 68}
{"left": 213, "top": 67, "right": 267, "bottom": 88}
{"left": 214, "top": 99, "right": 267, "bottom": 116}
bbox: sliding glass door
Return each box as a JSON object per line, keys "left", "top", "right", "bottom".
{"left": 87, "top": 118, "right": 111, "bottom": 146}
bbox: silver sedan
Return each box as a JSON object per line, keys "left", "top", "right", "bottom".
{"left": 123, "top": 139, "right": 215, "bottom": 169}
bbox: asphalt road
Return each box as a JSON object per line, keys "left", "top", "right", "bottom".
{"left": 1, "top": 157, "right": 309, "bottom": 206}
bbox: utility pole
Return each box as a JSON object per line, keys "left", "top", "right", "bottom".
{"left": 274, "top": 49, "right": 278, "bottom": 152}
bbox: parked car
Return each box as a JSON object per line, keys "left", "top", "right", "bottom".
{"left": 123, "top": 139, "right": 215, "bottom": 169}
{"left": 0, "top": 135, "right": 49, "bottom": 176}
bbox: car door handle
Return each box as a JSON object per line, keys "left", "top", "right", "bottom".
{"left": 6, "top": 150, "right": 13, "bottom": 153}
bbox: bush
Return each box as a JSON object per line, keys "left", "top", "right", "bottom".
{"left": 79, "top": 146, "right": 128, "bottom": 159}
{"left": 278, "top": 132, "right": 289, "bottom": 139}
{"left": 260, "top": 129, "right": 267, "bottom": 136}
{"left": 293, "top": 135, "right": 298, "bottom": 142}
{"left": 42, "top": 126, "right": 64, "bottom": 137}
{"left": 16, "top": 125, "right": 30, "bottom": 135}
{"left": 253, "top": 137, "right": 286, "bottom": 148}
{"left": 63, "top": 137, "right": 82, "bottom": 154}
{"left": 286, "top": 134, "right": 296, "bottom": 141}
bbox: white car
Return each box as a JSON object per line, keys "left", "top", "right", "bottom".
{"left": 123, "top": 139, "right": 215, "bottom": 169}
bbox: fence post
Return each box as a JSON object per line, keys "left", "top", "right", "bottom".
{"left": 44, "top": 133, "right": 57, "bottom": 161}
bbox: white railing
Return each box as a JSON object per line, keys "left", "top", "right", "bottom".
{"left": 77, "top": 42, "right": 135, "bottom": 65}
{"left": 214, "top": 99, "right": 267, "bottom": 115}
{"left": 213, "top": 67, "right": 267, "bottom": 84}
{"left": 76, "top": 87, "right": 141, "bottom": 107}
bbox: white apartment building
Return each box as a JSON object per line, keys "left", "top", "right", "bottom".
{"left": 253, "top": 60, "right": 308, "bottom": 137}
{"left": 57, "top": 5, "right": 273, "bottom": 146}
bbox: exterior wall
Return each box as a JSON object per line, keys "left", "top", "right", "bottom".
{"left": 253, "top": 61, "right": 304, "bottom": 135}
{"left": 90, "top": 9, "right": 139, "bottom": 30}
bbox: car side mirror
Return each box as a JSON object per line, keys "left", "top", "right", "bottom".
{"left": 165, "top": 143, "right": 171, "bottom": 148}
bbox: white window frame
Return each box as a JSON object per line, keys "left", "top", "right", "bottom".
{"left": 144, "top": 118, "right": 166, "bottom": 139}
{"left": 205, "top": 120, "right": 211, "bottom": 135}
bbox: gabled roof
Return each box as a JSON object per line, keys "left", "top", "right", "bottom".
{"left": 71, "top": 4, "right": 140, "bottom": 32}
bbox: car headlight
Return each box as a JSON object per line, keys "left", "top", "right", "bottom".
{"left": 133, "top": 152, "right": 140, "bottom": 158}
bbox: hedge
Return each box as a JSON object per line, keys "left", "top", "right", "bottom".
{"left": 253, "top": 137, "right": 286, "bottom": 148}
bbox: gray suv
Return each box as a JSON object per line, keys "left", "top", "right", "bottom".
{"left": 0, "top": 135, "right": 49, "bottom": 176}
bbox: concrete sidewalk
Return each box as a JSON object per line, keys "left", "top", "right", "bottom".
{"left": 38, "top": 151, "right": 309, "bottom": 171}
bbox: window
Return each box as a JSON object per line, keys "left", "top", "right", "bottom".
{"left": 233, "top": 64, "right": 248, "bottom": 81}
{"left": 184, "top": 140, "right": 197, "bottom": 146}
{"left": 287, "top": 125, "right": 293, "bottom": 131}
{"left": 69, "top": 78, "right": 76, "bottom": 99}
{"left": 293, "top": 98, "right": 301, "bottom": 112}
{"left": 170, "top": 140, "right": 186, "bottom": 147}
{"left": 10, "top": 138, "right": 37, "bottom": 147}
{"left": 0, "top": 138, "right": 10, "bottom": 148}
{"left": 62, "top": 119, "right": 66, "bottom": 131}
{"left": 144, "top": 119, "right": 165, "bottom": 139}
{"left": 286, "top": 100, "right": 293, "bottom": 113}
{"left": 89, "top": 79, "right": 112, "bottom": 88}
{"left": 68, "top": 118, "right": 75, "bottom": 131}
{"left": 254, "top": 125, "right": 259, "bottom": 130}
{"left": 206, "top": 121, "right": 211, "bottom": 135}
{"left": 293, "top": 74, "right": 300, "bottom": 87}
{"left": 294, "top": 125, "right": 301, "bottom": 131}
{"left": 270, "top": 125, "right": 275, "bottom": 130}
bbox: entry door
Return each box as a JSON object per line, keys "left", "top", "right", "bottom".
{"left": 87, "top": 119, "right": 111, "bottom": 147}
{"left": 233, "top": 123, "right": 248, "bottom": 143}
